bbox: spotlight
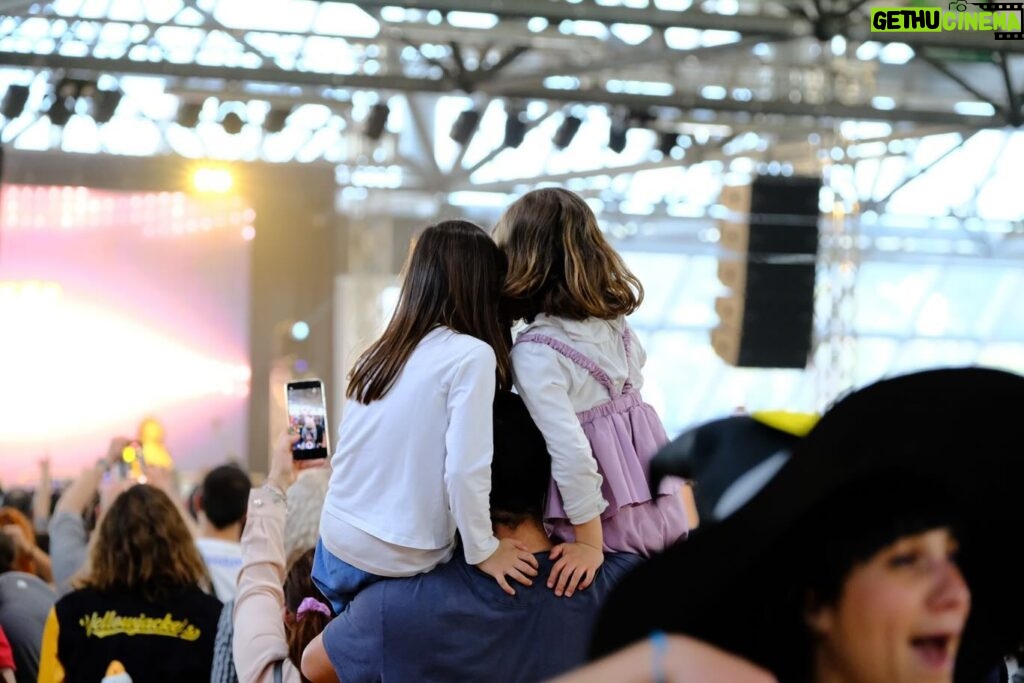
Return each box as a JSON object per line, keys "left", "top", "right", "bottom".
{"left": 264, "top": 107, "right": 291, "bottom": 134}
{"left": 363, "top": 102, "right": 390, "bottom": 141}
{"left": 177, "top": 101, "right": 202, "bottom": 128}
{"left": 503, "top": 108, "right": 527, "bottom": 148}
{"left": 552, "top": 115, "right": 582, "bottom": 150}
{"left": 1, "top": 85, "right": 29, "bottom": 119}
{"left": 608, "top": 123, "right": 628, "bottom": 154}
{"left": 450, "top": 108, "right": 480, "bottom": 145}
{"left": 191, "top": 166, "right": 234, "bottom": 194}
{"left": 290, "top": 321, "right": 310, "bottom": 341}
{"left": 221, "top": 111, "right": 245, "bottom": 135}
{"left": 47, "top": 97, "right": 74, "bottom": 127}
{"left": 92, "top": 89, "right": 123, "bottom": 124}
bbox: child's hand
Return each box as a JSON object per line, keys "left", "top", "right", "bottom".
{"left": 476, "top": 538, "right": 540, "bottom": 596}
{"left": 548, "top": 542, "right": 603, "bottom": 597}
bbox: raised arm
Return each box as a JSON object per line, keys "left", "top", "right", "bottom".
{"left": 232, "top": 436, "right": 297, "bottom": 683}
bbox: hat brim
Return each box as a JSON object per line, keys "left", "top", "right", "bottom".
{"left": 649, "top": 415, "right": 805, "bottom": 519}
{"left": 590, "top": 367, "right": 1024, "bottom": 682}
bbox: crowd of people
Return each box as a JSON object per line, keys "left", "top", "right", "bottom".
{"left": 0, "top": 186, "right": 1020, "bottom": 683}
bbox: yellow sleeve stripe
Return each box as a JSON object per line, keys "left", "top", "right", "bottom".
{"left": 36, "top": 607, "right": 64, "bottom": 683}
{"left": 749, "top": 410, "right": 819, "bottom": 437}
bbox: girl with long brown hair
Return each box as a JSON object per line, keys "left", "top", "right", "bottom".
{"left": 494, "top": 187, "right": 693, "bottom": 599}
{"left": 312, "top": 220, "right": 538, "bottom": 616}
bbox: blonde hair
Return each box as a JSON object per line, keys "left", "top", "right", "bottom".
{"left": 493, "top": 187, "right": 643, "bottom": 322}
{"left": 75, "top": 484, "right": 210, "bottom": 602}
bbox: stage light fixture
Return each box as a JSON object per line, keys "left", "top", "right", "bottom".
{"left": 221, "top": 111, "right": 245, "bottom": 135}
{"left": 92, "top": 89, "right": 123, "bottom": 124}
{"left": 657, "top": 131, "right": 679, "bottom": 157}
{"left": 450, "top": 108, "right": 481, "bottom": 145}
{"left": 264, "top": 107, "right": 291, "bottom": 134}
{"left": 608, "top": 123, "right": 628, "bottom": 154}
{"left": 1, "top": 85, "right": 29, "bottom": 119}
{"left": 47, "top": 97, "right": 74, "bottom": 127}
{"left": 177, "top": 102, "right": 203, "bottom": 128}
{"left": 363, "top": 102, "right": 390, "bottom": 141}
{"left": 552, "top": 115, "right": 582, "bottom": 149}
{"left": 503, "top": 108, "right": 527, "bottom": 148}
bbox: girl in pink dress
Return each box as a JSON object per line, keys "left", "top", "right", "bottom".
{"left": 494, "top": 187, "right": 694, "bottom": 598}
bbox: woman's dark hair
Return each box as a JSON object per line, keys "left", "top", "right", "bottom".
{"left": 762, "top": 469, "right": 963, "bottom": 683}
{"left": 346, "top": 220, "right": 511, "bottom": 402}
{"left": 493, "top": 187, "right": 643, "bottom": 322}
{"left": 284, "top": 548, "right": 333, "bottom": 682}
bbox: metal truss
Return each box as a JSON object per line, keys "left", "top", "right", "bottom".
{"left": 0, "top": 0, "right": 1020, "bottom": 260}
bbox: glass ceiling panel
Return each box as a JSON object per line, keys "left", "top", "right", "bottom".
{"left": 665, "top": 254, "right": 721, "bottom": 328}
{"left": 913, "top": 265, "right": 1007, "bottom": 339}
{"left": 888, "top": 339, "right": 981, "bottom": 373}
{"left": 620, "top": 252, "right": 688, "bottom": 327}
{"left": 986, "top": 271, "right": 1024, "bottom": 340}
{"left": 853, "top": 262, "right": 941, "bottom": 336}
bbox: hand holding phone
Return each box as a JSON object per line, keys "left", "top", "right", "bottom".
{"left": 285, "top": 379, "right": 331, "bottom": 460}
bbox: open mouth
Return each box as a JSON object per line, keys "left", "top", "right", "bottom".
{"left": 910, "top": 635, "right": 955, "bottom": 670}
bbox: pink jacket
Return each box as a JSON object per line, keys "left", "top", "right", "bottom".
{"left": 232, "top": 488, "right": 303, "bottom": 683}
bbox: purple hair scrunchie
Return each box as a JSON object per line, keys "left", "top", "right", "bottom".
{"left": 296, "top": 597, "right": 331, "bottom": 621}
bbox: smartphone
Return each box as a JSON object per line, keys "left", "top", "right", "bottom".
{"left": 119, "top": 441, "right": 146, "bottom": 480}
{"left": 285, "top": 379, "right": 331, "bottom": 460}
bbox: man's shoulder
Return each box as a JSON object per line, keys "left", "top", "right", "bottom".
{"left": 0, "top": 570, "right": 54, "bottom": 591}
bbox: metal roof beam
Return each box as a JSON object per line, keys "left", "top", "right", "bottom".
{"left": 2, "top": 51, "right": 1003, "bottom": 128}
{"left": 318, "top": 0, "right": 1024, "bottom": 54}
{"left": 0, "top": 51, "right": 450, "bottom": 92}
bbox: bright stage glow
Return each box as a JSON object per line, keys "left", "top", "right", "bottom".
{"left": 191, "top": 166, "right": 234, "bottom": 194}
{"left": 0, "top": 286, "right": 250, "bottom": 441}
{"left": 0, "top": 183, "right": 253, "bottom": 485}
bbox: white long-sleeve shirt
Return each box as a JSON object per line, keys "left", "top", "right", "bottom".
{"left": 511, "top": 315, "right": 646, "bottom": 525}
{"left": 320, "top": 326, "right": 500, "bottom": 574}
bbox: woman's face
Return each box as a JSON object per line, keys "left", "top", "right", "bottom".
{"left": 808, "top": 527, "right": 969, "bottom": 683}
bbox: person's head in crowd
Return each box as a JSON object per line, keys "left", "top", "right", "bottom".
{"left": 0, "top": 533, "right": 14, "bottom": 574}
{"left": 346, "top": 219, "right": 511, "bottom": 404}
{"left": 186, "top": 483, "right": 202, "bottom": 523}
{"left": 284, "top": 548, "right": 333, "bottom": 681}
{"left": 75, "top": 484, "right": 209, "bottom": 602}
{"left": 590, "top": 367, "right": 1024, "bottom": 683}
{"left": 284, "top": 467, "right": 330, "bottom": 569}
{"left": 197, "top": 464, "right": 251, "bottom": 539}
{"left": 0, "top": 507, "right": 39, "bottom": 575}
{"left": 778, "top": 471, "right": 967, "bottom": 683}
{"left": 489, "top": 390, "right": 551, "bottom": 529}
{"left": 492, "top": 186, "right": 643, "bottom": 324}
{"left": 0, "top": 490, "right": 31, "bottom": 520}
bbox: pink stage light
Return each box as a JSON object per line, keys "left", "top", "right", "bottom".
{"left": 0, "top": 185, "right": 253, "bottom": 485}
{"left": 0, "top": 281, "right": 249, "bottom": 441}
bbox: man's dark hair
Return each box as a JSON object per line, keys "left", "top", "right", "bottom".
{"left": 199, "top": 464, "right": 252, "bottom": 530}
{"left": 490, "top": 391, "right": 551, "bottom": 528}
{"left": 0, "top": 531, "right": 16, "bottom": 573}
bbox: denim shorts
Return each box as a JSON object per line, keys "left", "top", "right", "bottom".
{"left": 310, "top": 537, "right": 384, "bottom": 614}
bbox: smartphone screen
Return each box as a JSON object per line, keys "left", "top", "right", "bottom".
{"left": 286, "top": 379, "right": 330, "bottom": 460}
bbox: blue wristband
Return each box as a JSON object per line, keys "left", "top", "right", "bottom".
{"left": 651, "top": 630, "right": 667, "bottom": 683}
